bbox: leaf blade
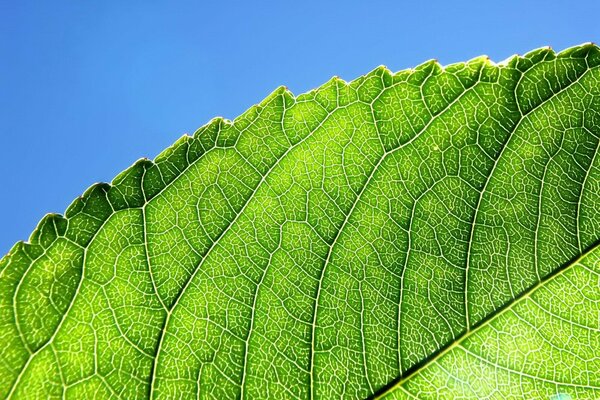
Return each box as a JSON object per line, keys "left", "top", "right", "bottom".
{"left": 378, "top": 241, "right": 600, "bottom": 399}
{"left": 1, "top": 43, "right": 599, "bottom": 399}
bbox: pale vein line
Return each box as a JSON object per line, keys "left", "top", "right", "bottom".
{"left": 397, "top": 183, "right": 437, "bottom": 373}
{"left": 141, "top": 167, "right": 168, "bottom": 312}
{"left": 459, "top": 345, "right": 600, "bottom": 389}
{"left": 534, "top": 133, "right": 564, "bottom": 282}
{"left": 528, "top": 297, "right": 600, "bottom": 332}
{"left": 359, "top": 280, "right": 373, "bottom": 394}
{"left": 396, "top": 385, "right": 422, "bottom": 400}
{"left": 239, "top": 227, "right": 282, "bottom": 400}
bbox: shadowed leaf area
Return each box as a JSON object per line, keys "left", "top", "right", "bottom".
{"left": 1, "top": 43, "right": 600, "bottom": 400}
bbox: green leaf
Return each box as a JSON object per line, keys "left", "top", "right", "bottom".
{"left": 378, "top": 245, "right": 600, "bottom": 399}
{"left": 1, "top": 43, "right": 599, "bottom": 399}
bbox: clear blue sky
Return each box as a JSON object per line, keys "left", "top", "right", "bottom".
{"left": 1, "top": 0, "right": 599, "bottom": 255}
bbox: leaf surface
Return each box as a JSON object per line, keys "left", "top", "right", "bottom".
{"left": 378, "top": 243, "right": 600, "bottom": 399}
{"left": 1, "top": 43, "right": 600, "bottom": 399}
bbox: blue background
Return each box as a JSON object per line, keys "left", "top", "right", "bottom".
{"left": 1, "top": 0, "right": 599, "bottom": 255}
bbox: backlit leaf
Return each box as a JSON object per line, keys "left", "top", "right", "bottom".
{"left": 1, "top": 43, "right": 599, "bottom": 399}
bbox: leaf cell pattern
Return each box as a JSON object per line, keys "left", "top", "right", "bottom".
{"left": 1, "top": 44, "right": 600, "bottom": 399}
